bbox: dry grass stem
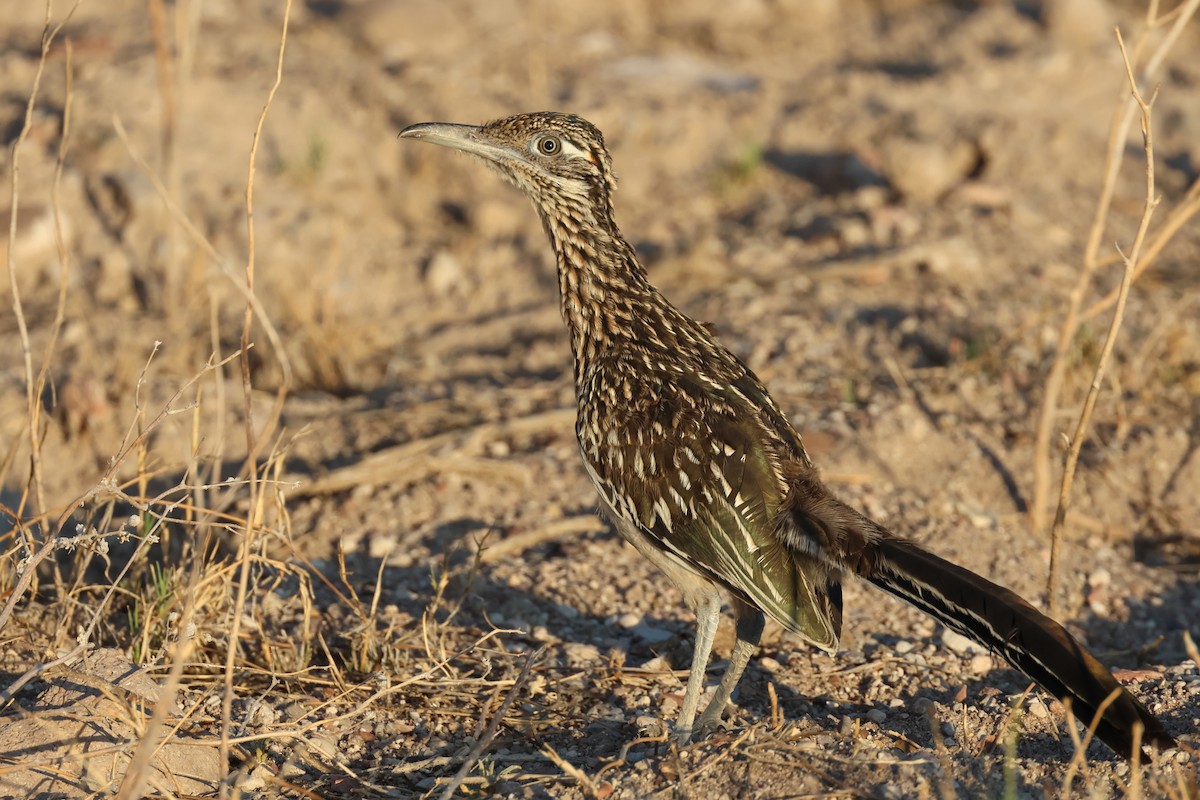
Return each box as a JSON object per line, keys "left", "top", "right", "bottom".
{"left": 1082, "top": 177, "right": 1200, "bottom": 322}
{"left": 5, "top": 2, "right": 80, "bottom": 573}
{"left": 542, "top": 744, "right": 607, "bottom": 799}
{"left": 1031, "top": 0, "right": 1198, "bottom": 544}
{"left": 109, "top": 112, "right": 290, "bottom": 392}
{"left": 436, "top": 646, "right": 543, "bottom": 800}
{"left": 1042, "top": 14, "right": 1185, "bottom": 615}
{"left": 0, "top": 346, "right": 242, "bottom": 638}
{"left": 218, "top": 4, "right": 294, "bottom": 796}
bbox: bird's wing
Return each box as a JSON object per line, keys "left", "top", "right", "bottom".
{"left": 582, "top": 365, "right": 842, "bottom": 651}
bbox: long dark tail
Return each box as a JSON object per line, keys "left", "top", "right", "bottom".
{"left": 782, "top": 464, "right": 1175, "bottom": 758}
{"left": 863, "top": 534, "right": 1175, "bottom": 758}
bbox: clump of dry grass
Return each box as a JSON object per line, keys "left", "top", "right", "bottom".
{"left": 1, "top": 0, "right": 537, "bottom": 787}
{"left": 0, "top": 2, "right": 481, "bottom": 796}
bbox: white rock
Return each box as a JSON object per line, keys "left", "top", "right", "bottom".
{"left": 943, "top": 629, "right": 984, "bottom": 655}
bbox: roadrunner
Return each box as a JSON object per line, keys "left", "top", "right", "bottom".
{"left": 399, "top": 112, "right": 1175, "bottom": 758}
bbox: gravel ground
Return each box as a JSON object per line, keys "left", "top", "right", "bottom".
{"left": 0, "top": 1, "right": 1197, "bottom": 797}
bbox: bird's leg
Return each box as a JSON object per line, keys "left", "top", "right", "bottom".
{"left": 694, "top": 599, "right": 764, "bottom": 736}
{"left": 672, "top": 590, "right": 722, "bottom": 744}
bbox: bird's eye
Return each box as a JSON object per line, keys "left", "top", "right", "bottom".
{"left": 535, "top": 135, "right": 561, "bottom": 156}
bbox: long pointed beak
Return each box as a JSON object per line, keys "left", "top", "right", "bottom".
{"left": 398, "top": 122, "right": 514, "bottom": 164}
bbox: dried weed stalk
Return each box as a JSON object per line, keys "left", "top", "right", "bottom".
{"left": 1043, "top": 13, "right": 1185, "bottom": 615}
{"left": 216, "top": 2, "right": 295, "bottom": 797}
{"left": 1032, "top": 0, "right": 1200, "bottom": 616}
{"left": 4, "top": 2, "right": 80, "bottom": 587}
{"left": 436, "top": 647, "right": 544, "bottom": 800}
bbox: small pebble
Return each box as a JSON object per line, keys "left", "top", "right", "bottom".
{"left": 866, "top": 708, "right": 887, "bottom": 724}
{"left": 423, "top": 251, "right": 468, "bottom": 296}
{"left": 642, "top": 656, "right": 671, "bottom": 671}
{"left": 880, "top": 136, "right": 976, "bottom": 202}
{"left": 632, "top": 622, "right": 674, "bottom": 644}
{"left": 635, "top": 715, "right": 665, "bottom": 736}
{"left": 304, "top": 734, "right": 339, "bottom": 761}
{"left": 236, "top": 767, "right": 270, "bottom": 796}
{"left": 969, "top": 654, "right": 994, "bottom": 675}
{"left": 1027, "top": 698, "right": 1050, "bottom": 720}
{"left": 964, "top": 509, "right": 995, "bottom": 529}
{"left": 893, "top": 640, "right": 914, "bottom": 655}
{"left": 758, "top": 656, "right": 782, "bottom": 673}
{"left": 563, "top": 642, "right": 601, "bottom": 664}
{"left": 942, "top": 629, "right": 984, "bottom": 655}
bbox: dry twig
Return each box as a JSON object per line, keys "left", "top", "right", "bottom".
{"left": 1032, "top": 0, "right": 1200, "bottom": 612}
{"left": 4, "top": 0, "right": 81, "bottom": 581}
{"left": 1044, "top": 24, "right": 1165, "bottom": 614}
{"left": 436, "top": 647, "right": 543, "bottom": 800}
{"left": 0, "top": 347, "right": 242, "bottom": 638}
{"left": 219, "top": 4, "right": 294, "bottom": 797}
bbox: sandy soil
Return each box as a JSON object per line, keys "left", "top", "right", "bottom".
{"left": 0, "top": 0, "right": 1198, "bottom": 797}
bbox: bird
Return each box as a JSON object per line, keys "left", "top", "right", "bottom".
{"left": 399, "top": 112, "right": 1176, "bottom": 759}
